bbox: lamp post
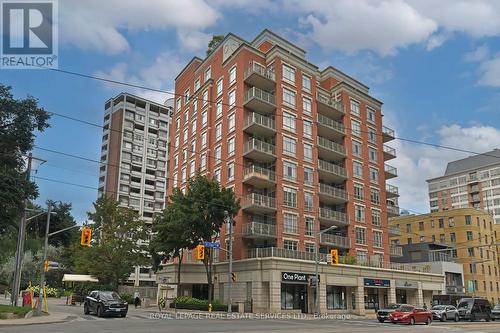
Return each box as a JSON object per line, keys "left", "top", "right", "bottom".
{"left": 315, "top": 224, "right": 337, "bottom": 315}
{"left": 224, "top": 211, "right": 233, "bottom": 314}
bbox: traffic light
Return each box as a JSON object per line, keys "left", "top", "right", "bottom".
{"left": 196, "top": 245, "right": 205, "bottom": 260}
{"left": 330, "top": 249, "right": 338, "bottom": 265}
{"left": 43, "top": 260, "right": 49, "bottom": 272}
{"left": 80, "top": 228, "right": 92, "bottom": 246}
{"left": 231, "top": 272, "right": 236, "bottom": 282}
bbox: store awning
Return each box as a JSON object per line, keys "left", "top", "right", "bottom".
{"left": 62, "top": 274, "right": 98, "bottom": 283}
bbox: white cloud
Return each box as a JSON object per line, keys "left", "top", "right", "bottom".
{"left": 391, "top": 124, "right": 500, "bottom": 213}
{"left": 60, "top": 0, "right": 219, "bottom": 54}
{"left": 464, "top": 45, "right": 490, "bottom": 63}
{"left": 478, "top": 57, "right": 500, "bottom": 87}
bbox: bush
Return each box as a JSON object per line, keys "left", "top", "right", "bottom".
{"left": 170, "top": 296, "right": 237, "bottom": 312}
{"left": 120, "top": 293, "right": 134, "bottom": 304}
{"left": 72, "top": 283, "right": 115, "bottom": 298}
{"left": 25, "top": 285, "right": 60, "bottom": 297}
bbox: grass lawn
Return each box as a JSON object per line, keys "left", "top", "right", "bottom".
{"left": 0, "top": 304, "right": 31, "bottom": 319}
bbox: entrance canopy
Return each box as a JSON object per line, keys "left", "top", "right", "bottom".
{"left": 62, "top": 274, "right": 98, "bottom": 283}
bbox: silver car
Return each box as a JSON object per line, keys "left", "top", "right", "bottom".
{"left": 431, "top": 305, "right": 459, "bottom": 322}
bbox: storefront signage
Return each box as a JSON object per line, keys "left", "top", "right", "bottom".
{"left": 396, "top": 280, "right": 418, "bottom": 289}
{"left": 281, "top": 272, "right": 319, "bottom": 283}
{"left": 364, "top": 278, "right": 390, "bottom": 287}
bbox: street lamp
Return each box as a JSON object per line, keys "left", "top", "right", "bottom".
{"left": 315, "top": 224, "right": 337, "bottom": 315}
{"left": 223, "top": 210, "right": 233, "bottom": 314}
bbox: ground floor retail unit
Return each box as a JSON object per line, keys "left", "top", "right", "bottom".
{"left": 156, "top": 257, "right": 444, "bottom": 315}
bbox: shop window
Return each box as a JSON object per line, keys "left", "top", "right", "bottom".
{"left": 327, "top": 286, "right": 347, "bottom": 310}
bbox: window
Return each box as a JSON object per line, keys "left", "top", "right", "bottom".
{"left": 373, "top": 231, "right": 383, "bottom": 248}
{"left": 468, "top": 247, "right": 475, "bottom": 257}
{"left": 184, "top": 89, "right": 190, "bottom": 103}
{"left": 183, "top": 128, "right": 188, "bottom": 144}
{"left": 215, "top": 146, "right": 221, "bottom": 164}
{"left": 357, "top": 251, "right": 367, "bottom": 264}
{"left": 305, "top": 217, "right": 314, "bottom": 236}
{"left": 467, "top": 231, "right": 473, "bottom": 241}
{"left": 181, "top": 167, "right": 187, "bottom": 183}
{"left": 228, "top": 113, "right": 235, "bottom": 132}
{"left": 449, "top": 232, "right": 456, "bottom": 243}
{"left": 191, "top": 121, "right": 197, "bottom": 135}
{"left": 327, "top": 286, "right": 347, "bottom": 310}
{"left": 229, "top": 90, "right": 236, "bottom": 108}
{"left": 350, "top": 100, "right": 360, "bottom": 116}
{"left": 201, "top": 111, "right": 207, "bottom": 127}
{"left": 370, "top": 189, "right": 380, "bottom": 205}
{"left": 215, "top": 123, "right": 222, "bottom": 141}
{"left": 354, "top": 184, "right": 364, "bottom": 200}
{"left": 369, "top": 147, "right": 377, "bottom": 163}
{"left": 283, "top": 136, "right": 296, "bottom": 156}
{"left": 189, "top": 160, "right": 196, "bottom": 177}
{"left": 229, "top": 66, "right": 236, "bottom": 84}
{"left": 202, "top": 90, "right": 208, "bottom": 107}
{"left": 228, "top": 137, "right": 235, "bottom": 157}
{"left": 352, "top": 140, "right": 362, "bottom": 157}
{"left": 192, "top": 101, "right": 198, "bottom": 115}
{"left": 213, "top": 169, "right": 221, "bottom": 182}
{"left": 367, "top": 127, "right": 377, "bottom": 143}
{"left": 200, "top": 153, "right": 206, "bottom": 171}
{"left": 305, "top": 243, "right": 315, "bottom": 253}
{"left": 303, "top": 120, "right": 312, "bottom": 138}
{"left": 283, "top": 88, "right": 296, "bottom": 108}
{"left": 440, "top": 234, "right": 445, "bottom": 243}
{"left": 372, "top": 210, "right": 381, "bottom": 226}
{"left": 227, "top": 162, "right": 234, "bottom": 182}
{"left": 303, "top": 97, "right": 311, "bottom": 114}
{"left": 201, "top": 132, "right": 207, "bottom": 148}
{"left": 175, "top": 118, "right": 180, "bottom": 131}
{"left": 367, "top": 108, "right": 376, "bottom": 123}
{"left": 204, "top": 66, "right": 211, "bottom": 81}
{"left": 283, "top": 112, "right": 296, "bottom": 132}
{"left": 355, "top": 205, "right": 365, "bottom": 222}
{"left": 303, "top": 143, "right": 313, "bottom": 161}
{"left": 369, "top": 168, "right": 378, "bottom": 184}
{"left": 283, "top": 187, "right": 297, "bottom": 208}
{"left": 351, "top": 120, "right": 361, "bottom": 136}
{"left": 283, "top": 64, "right": 295, "bottom": 84}
{"left": 176, "top": 98, "right": 181, "bottom": 112}
{"left": 283, "top": 161, "right": 297, "bottom": 181}
{"left": 304, "top": 192, "right": 314, "bottom": 211}
{"left": 283, "top": 239, "right": 298, "bottom": 251}
{"left": 216, "top": 100, "right": 222, "bottom": 118}
{"left": 438, "top": 218, "right": 444, "bottom": 228}
{"left": 465, "top": 215, "right": 471, "bottom": 225}
{"left": 356, "top": 227, "right": 366, "bottom": 245}
{"left": 418, "top": 221, "right": 424, "bottom": 231}
{"left": 216, "top": 78, "right": 223, "bottom": 96}
{"left": 470, "top": 263, "right": 477, "bottom": 273}
{"left": 353, "top": 161, "right": 363, "bottom": 178}
{"left": 283, "top": 213, "right": 298, "bottom": 233}
{"left": 304, "top": 167, "right": 313, "bottom": 186}
{"left": 302, "top": 75, "right": 311, "bottom": 91}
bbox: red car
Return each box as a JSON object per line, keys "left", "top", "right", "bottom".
{"left": 389, "top": 305, "right": 432, "bottom": 325}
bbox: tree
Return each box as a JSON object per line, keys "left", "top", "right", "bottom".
{"left": 74, "top": 196, "right": 148, "bottom": 289}
{"left": 0, "top": 84, "right": 50, "bottom": 233}
{"left": 206, "top": 35, "right": 225, "bottom": 56}
{"left": 27, "top": 202, "right": 78, "bottom": 247}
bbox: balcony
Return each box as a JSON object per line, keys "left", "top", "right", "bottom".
{"left": 319, "top": 208, "right": 348, "bottom": 227}
{"left": 469, "top": 185, "right": 480, "bottom": 193}
{"left": 383, "top": 145, "right": 396, "bottom": 160}
{"left": 317, "top": 114, "right": 345, "bottom": 141}
{"left": 382, "top": 126, "right": 395, "bottom": 142}
{"left": 243, "top": 166, "right": 276, "bottom": 188}
{"left": 387, "top": 204, "right": 400, "bottom": 217}
{"left": 242, "top": 193, "right": 276, "bottom": 214}
{"left": 385, "top": 164, "right": 397, "bottom": 179}
{"left": 243, "top": 112, "right": 276, "bottom": 137}
{"left": 318, "top": 159, "right": 347, "bottom": 183}
{"left": 244, "top": 138, "right": 276, "bottom": 162}
{"left": 244, "top": 63, "right": 275, "bottom": 91}
{"left": 386, "top": 184, "right": 399, "bottom": 198}
{"left": 244, "top": 87, "right": 276, "bottom": 114}
{"left": 316, "top": 91, "right": 344, "bottom": 119}
{"left": 320, "top": 233, "right": 351, "bottom": 249}
{"left": 389, "top": 226, "right": 401, "bottom": 236}
{"left": 243, "top": 222, "right": 276, "bottom": 239}
{"left": 390, "top": 245, "right": 403, "bottom": 257}
{"left": 446, "top": 285, "right": 465, "bottom": 294}
{"left": 317, "top": 137, "right": 346, "bottom": 162}
{"left": 318, "top": 183, "right": 348, "bottom": 204}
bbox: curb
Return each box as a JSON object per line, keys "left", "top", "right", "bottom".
{"left": 0, "top": 315, "right": 74, "bottom": 327}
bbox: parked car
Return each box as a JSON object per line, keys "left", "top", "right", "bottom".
{"left": 491, "top": 304, "right": 500, "bottom": 321}
{"left": 84, "top": 291, "right": 128, "bottom": 318}
{"left": 457, "top": 298, "right": 491, "bottom": 321}
{"left": 389, "top": 305, "right": 432, "bottom": 325}
{"left": 376, "top": 303, "right": 401, "bottom": 322}
{"left": 431, "top": 305, "right": 459, "bottom": 322}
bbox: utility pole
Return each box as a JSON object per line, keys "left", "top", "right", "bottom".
{"left": 35, "top": 201, "right": 52, "bottom": 316}
{"left": 11, "top": 153, "right": 32, "bottom": 306}
{"left": 315, "top": 223, "right": 337, "bottom": 315}
{"left": 224, "top": 211, "right": 233, "bottom": 314}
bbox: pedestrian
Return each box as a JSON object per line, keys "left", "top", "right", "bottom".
{"left": 134, "top": 296, "right": 141, "bottom": 308}
{"left": 423, "top": 303, "right": 428, "bottom": 310}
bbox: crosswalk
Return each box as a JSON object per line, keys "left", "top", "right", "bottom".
{"left": 77, "top": 313, "right": 151, "bottom": 321}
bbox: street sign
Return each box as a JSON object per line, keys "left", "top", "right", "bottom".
{"left": 204, "top": 241, "right": 221, "bottom": 249}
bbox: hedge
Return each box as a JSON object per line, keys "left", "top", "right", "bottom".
{"left": 169, "top": 296, "right": 237, "bottom": 312}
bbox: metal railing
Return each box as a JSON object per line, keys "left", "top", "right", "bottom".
{"left": 386, "top": 184, "right": 399, "bottom": 195}
{"left": 318, "top": 159, "right": 347, "bottom": 178}
{"left": 242, "top": 193, "right": 276, "bottom": 209}
{"left": 317, "top": 137, "right": 346, "bottom": 155}
{"left": 320, "top": 233, "right": 351, "bottom": 248}
{"left": 385, "top": 164, "right": 398, "bottom": 176}
{"left": 243, "top": 222, "right": 276, "bottom": 237}
{"left": 244, "top": 138, "right": 276, "bottom": 156}
{"left": 245, "top": 87, "right": 276, "bottom": 105}
{"left": 383, "top": 145, "right": 396, "bottom": 156}
{"left": 382, "top": 126, "right": 395, "bottom": 137}
{"left": 319, "top": 183, "right": 348, "bottom": 201}
{"left": 243, "top": 165, "right": 276, "bottom": 182}
{"left": 389, "top": 226, "right": 401, "bottom": 235}
{"left": 387, "top": 205, "right": 400, "bottom": 215}
{"left": 390, "top": 245, "right": 403, "bottom": 256}
{"left": 244, "top": 112, "right": 276, "bottom": 131}
{"left": 319, "top": 208, "right": 348, "bottom": 224}
{"left": 316, "top": 92, "right": 344, "bottom": 113}
{"left": 317, "top": 114, "right": 345, "bottom": 133}
{"left": 244, "top": 63, "right": 276, "bottom": 81}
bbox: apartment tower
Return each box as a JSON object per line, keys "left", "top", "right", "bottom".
{"left": 168, "top": 30, "right": 399, "bottom": 264}
{"left": 99, "top": 93, "right": 173, "bottom": 286}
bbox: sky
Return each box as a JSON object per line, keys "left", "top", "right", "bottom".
{"left": 2, "top": 0, "right": 500, "bottom": 222}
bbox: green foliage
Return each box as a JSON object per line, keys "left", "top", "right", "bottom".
{"left": 170, "top": 296, "right": 235, "bottom": 312}
{"left": 74, "top": 196, "right": 148, "bottom": 289}
{"left": 120, "top": 293, "right": 133, "bottom": 304}
{"left": 24, "top": 285, "right": 60, "bottom": 297}
{"left": 0, "top": 304, "right": 31, "bottom": 319}
{"left": 206, "top": 35, "right": 225, "bottom": 56}
{"left": 27, "top": 202, "right": 78, "bottom": 247}
{"left": 72, "top": 282, "right": 116, "bottom": 297}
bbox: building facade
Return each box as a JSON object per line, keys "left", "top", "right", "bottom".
{"left": 168, "top": 29, "right": 400, "bottom": 266}
{"left": 427, "top": 149, "right": 500, "bottom": 225}
{"left": 99, "top": 93, "right": 173, "bottom": 286}
{"left": 389, "top": 208, "right": 500, "bottom": 304}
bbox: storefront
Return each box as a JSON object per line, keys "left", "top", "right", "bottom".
{"left": 364, "top": 278, "right": 390, "bottom": 310}
{"left": 280, "top": 272, "right": 315, "bottom": 313}
{"left": 395, "top": 280, "right": 419, "bottom": 305}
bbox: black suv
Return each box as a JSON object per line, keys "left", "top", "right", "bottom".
{"left": 457, "top": 298, "right": 491, "bottom": 321}
{"left": 84, "top": 291, "right": 128, "bottom": 317}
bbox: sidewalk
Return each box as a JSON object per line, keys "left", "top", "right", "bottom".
{"left": 0, "top": 312, "right": 73, "bottom": 326}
